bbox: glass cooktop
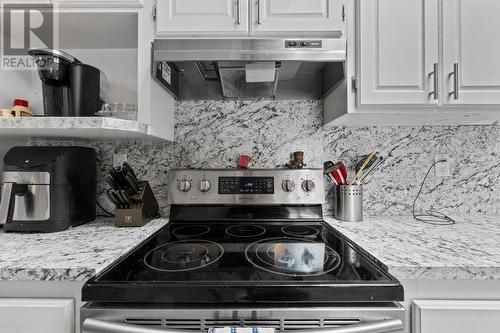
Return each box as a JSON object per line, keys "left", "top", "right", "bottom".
{"left": 82, "top": 221, "right": 403, "bottom": 304}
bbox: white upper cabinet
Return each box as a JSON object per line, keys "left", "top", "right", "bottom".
{"left": 358, "top": 0, "right": 439, "bottom": 105}
{"left": 442, "top": 0, "right": 500, "bottom": 105}
{"left": 54, "top": 0, "right": 144, "bottom": 8}
{"left": 250, "top": 0, "right": 345, "bottom": 35}
{"left": 357, "top": 0, "right": 500, "bottom": 108}
{"left": 156, "top": 0, "right": 249, "bottom": 36}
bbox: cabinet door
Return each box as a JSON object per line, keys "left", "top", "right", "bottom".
{"left": 53, "top": 0, "right": 143, "bottom": 9}
{"left": 156, "top": 0, "right": 249, "bottom": 36}
{"left": 442, "top": 0, "right": 500, "bottom": 105}
{"left": 0, "top": 298, "right": 74, "bottom": 333}
{"left": 250, "top": 0, "right": 344, "bottom": 35}
{"left": 413, "top": 300, "right": 500, "bottom": 333}
{"left": 358, "top": 0, "right": 439, "bottom": 105}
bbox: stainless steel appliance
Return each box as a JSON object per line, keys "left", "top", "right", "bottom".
{"left": 28, "top": 48, "right": 106, "bottom": 117}
{"left": 81, "top": 169, "right": 405, "bottom": 333}
{"left": 0, "top": 146, "right": 96, "bottom": 233}
{"left": 151, "top": 39, "right": 347, "bottom": 116}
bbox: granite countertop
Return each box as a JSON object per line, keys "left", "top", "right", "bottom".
{"left": 325, "top": 215, "right": 500, "bottom": 280}
{"left": 0, "top": 218, "right": 167, "bottom": 281}
{"left": 2, "top": 215, "right": 498, "bottom": 282}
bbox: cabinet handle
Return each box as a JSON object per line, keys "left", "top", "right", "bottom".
{"left": 429, "top": 63, "right": 439, "bottom": 100}
{"left": 449, "top": 63, "right": 459, "bottom": 100}
{"left": 152, "top": 4, "right": 157, "bottom": 20}
{"left": 236, "top": 0, "right": 241, "bottom": 25}
{"left": 257, "top": 0, "right": 262, "bottom": 24}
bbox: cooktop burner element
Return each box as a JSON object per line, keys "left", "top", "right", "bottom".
{"left": 225, "top": 224, "right": 266, "bottom": 238}
{"left": 245, "top": 237, "right": 341, "bottom": 276}
{"left": 172, "top": 225, "right": 210, "bottom": 238}
{"left": 143, "top": 240, "right": 224, "bottom": 272}
{"left": 282, "top": 225, "right": 320, "bottom": 238}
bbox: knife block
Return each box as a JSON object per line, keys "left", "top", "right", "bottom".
{"left": 115, "top": 181, "right": 159, "bottom": 227}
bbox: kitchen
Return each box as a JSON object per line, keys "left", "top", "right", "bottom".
{"left": 0, "top": 0, "right": 499, "bottom": 333}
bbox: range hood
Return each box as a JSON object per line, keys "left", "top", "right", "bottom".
{"left": 152, "top": 38, "right": 346, "bottom": 103}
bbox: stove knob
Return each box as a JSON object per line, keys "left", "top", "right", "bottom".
{"left": 301, "top": 179, "right": 315, "bottom": 192}
{"left": 281, "top": 179, "right": 296, "bottom": 192}
{"left": 198, "top": 179, "right": 211, "bottom": 192}
{"left": 177, "top": 179, "right": 191, "bottom": 192}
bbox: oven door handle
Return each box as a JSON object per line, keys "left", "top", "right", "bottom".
{"left": 82, "top": 318, "right": 403, "bottom": 333}
{"left": 83, "top": 318, "right": 180, "bottom": 333}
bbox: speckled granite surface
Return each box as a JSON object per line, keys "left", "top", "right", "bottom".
{"left": 174, "top": 100, "right": 500, "bottom": 217}
{"left": 33, "top": 100, "right": 500, "bottom": 217}
{"left": 325, "top": 215, "right": 500, "bottom": 280}
{"left": 0, "top": 218, "right": 167, "bottom": 281}
{"left": 0, "top": 117, "right": 147, "bottom": 132}
{"left": 2, "top": 215, "right": 499, "bottom": 282}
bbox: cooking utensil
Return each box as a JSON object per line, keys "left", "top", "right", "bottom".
{"left": 355, "top": 152, "right": 379, "bottom": 174}
{"left": 332, "top": 170, "right": 344, "bottom": 185}
{"left": 323, "top": 161, "right": 338, "bottom": 185}
{"left": 337, "top": 162, "right": 348, "bottom": 184}
{"left": 350, "top": 149, "right": 378, "bottom": 185}
{"left": 358, "top": 156, "right": 384, "bottom": 184}
{"left": 106, "top": 189, "right": 121, "bottom": 208}
{"left": 120, "top": 191, "right": 135, "bottom": 208}
{"left": 122, "top": 162, "right": 138, "bottom": 183}
{"left": 116, "top": 190, "right": 132, "bottom": 209}
{"left": 105, "top": 174, "right": 120, "bottom": 190}
{"left": 326, "top": 173, "right": 338, "bottom": 185}
{"left": 324, "top": 161, "right": 348, "bottom": 185}
{"left": 110, "top": 189, "right": 126, "bottom": 208}
{"left": 125, "top": 173, "right": 140, "bottom": 194}
{"left": 109, "top": 168, "right": 125, "bottom": 189}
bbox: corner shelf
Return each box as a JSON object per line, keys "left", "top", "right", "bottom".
{"left": 0, "top": 117, "right": 157, "bottom": 140}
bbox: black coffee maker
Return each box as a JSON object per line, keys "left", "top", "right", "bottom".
{"left": 0, "top": 146, "right": 96, "bottom": 233}
{"left": 28, "top": 48, "right": 105, "bottom": 117}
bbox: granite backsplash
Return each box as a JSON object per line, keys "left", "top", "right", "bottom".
{"left": 35, "top": 100, "right": 500, "bottom": 217}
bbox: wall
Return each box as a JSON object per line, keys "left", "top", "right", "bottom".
{"left": 0, "top": 49, "right": 138, "bottom": 116}
{"left": 174, "top": 100, "right": 500, "bottom": 217}
{"left": 30, "top": 100, "right": 500, "bottom": 217}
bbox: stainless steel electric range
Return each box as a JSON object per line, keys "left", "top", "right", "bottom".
{"left": 81, "top": 169, "right": 405, "bottom": 333}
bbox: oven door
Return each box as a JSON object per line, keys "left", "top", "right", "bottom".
{"left": 81, "top": 303, "right": 406, "bottom": 333}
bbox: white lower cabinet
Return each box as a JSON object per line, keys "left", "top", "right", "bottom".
{"left": 412, "top": 300, "right": 500, "bottom": 333}
{"left": 0, "top": 298, "right": 74, "bottom": 333}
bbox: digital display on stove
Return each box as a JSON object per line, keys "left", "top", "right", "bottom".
{"left": 219, "top": 177, "right": 274, "bottom": 194}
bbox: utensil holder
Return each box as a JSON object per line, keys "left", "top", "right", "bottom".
{"left": 115, "top": 181, "right": 159, "bottom": 227}
{"left": 334, "top": 185, "right": 363, "bottom": 222}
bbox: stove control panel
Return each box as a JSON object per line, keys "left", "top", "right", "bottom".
{"left": 219, "top": 177, "right": 274, "bottom": 194}
{"left": 168, "top": 169, "right": 324, "bottom": 205}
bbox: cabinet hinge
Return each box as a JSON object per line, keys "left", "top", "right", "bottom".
{"left": 342, "top": 5, "right": 346, "bottom": 22}
{"left": 152, "top": 4, "right": 157, "bottom": 21}
{"left": 351, "top": 76, "right": 358, "bottom": 93}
